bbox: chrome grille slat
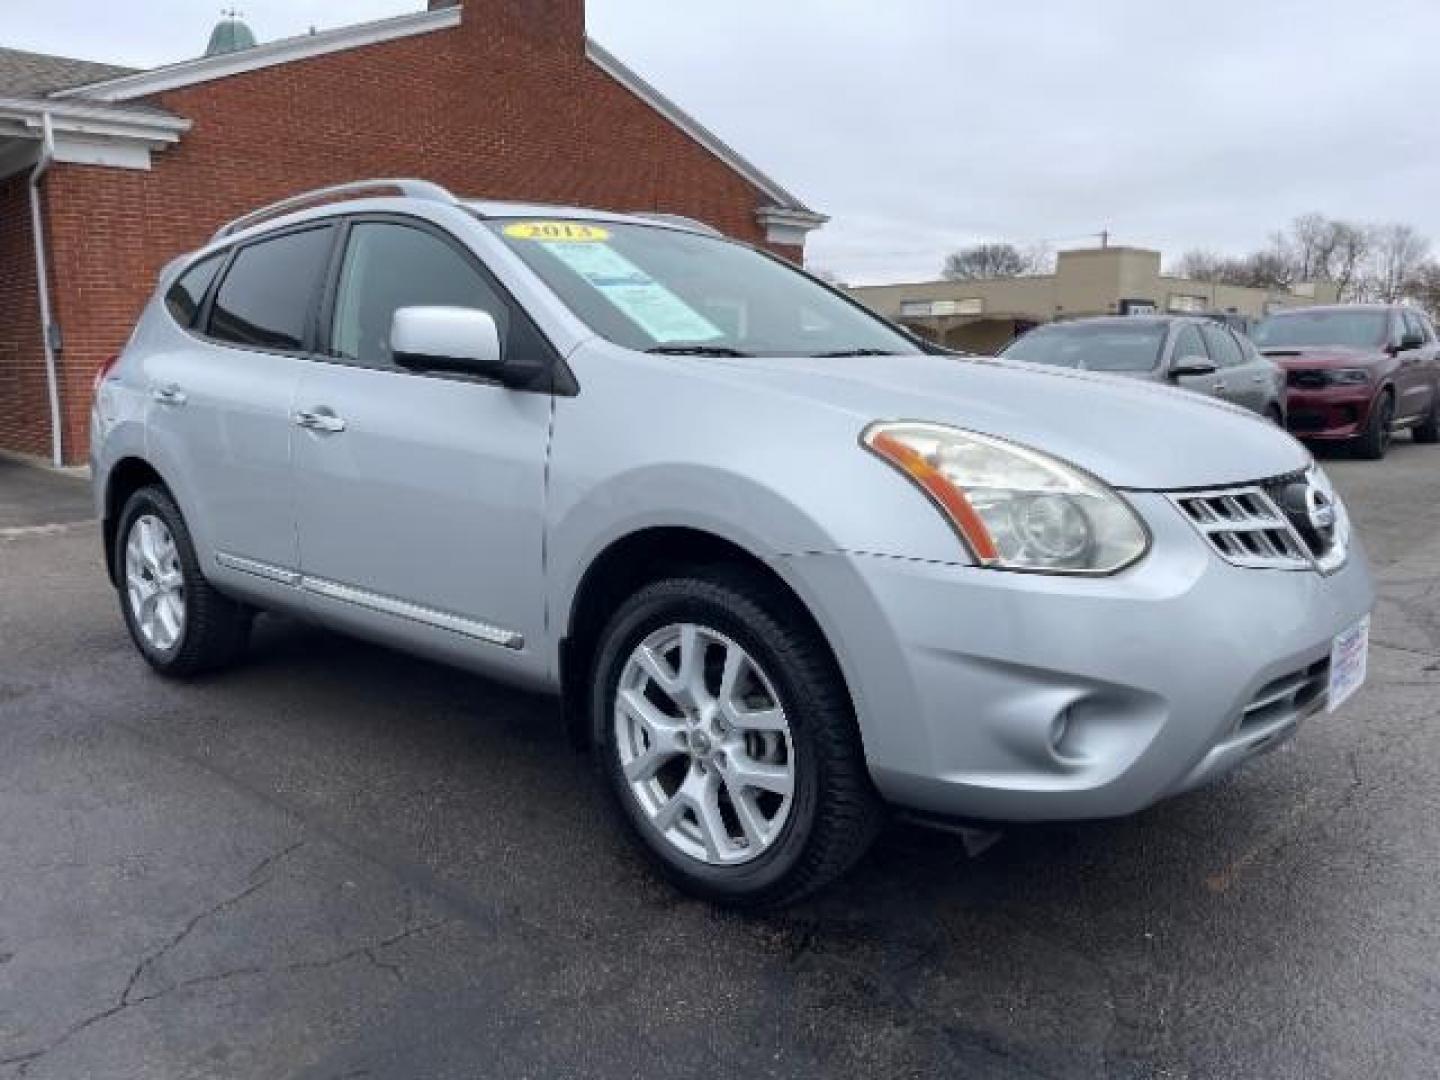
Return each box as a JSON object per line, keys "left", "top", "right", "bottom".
{"left": 1169, "top": 469, "right": 1349, "bottom": 574}
{"left": 1171, "top": 484, "right": 1317, "bottom": 571}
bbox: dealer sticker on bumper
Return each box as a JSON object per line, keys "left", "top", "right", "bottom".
{"left": 1328, "top": 615, "right": 1370, "bottom": 713}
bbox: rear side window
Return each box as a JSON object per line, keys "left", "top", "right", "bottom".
{"left": 330, "top": 221, "right": 509, "bottom": 369}
{"left": 207, "top": 226, "right": 335, "bottom": 352}
{"left": 1404, "top": 310, "right": 1429, "bottom": 342}
{"left": 1201, "top": 324, "right": 1244, "bottom": 367}
{"left": 1171, "top": 323, "right": 1208, "bottom": 364}
{"left": 164, "top": 254, "right": 224, "bottom": 328}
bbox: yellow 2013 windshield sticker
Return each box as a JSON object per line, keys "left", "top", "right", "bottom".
{"left": 503, "top": 221, "right": 611, "bottom": 243}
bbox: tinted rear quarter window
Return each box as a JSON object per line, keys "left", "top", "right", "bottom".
{"left": 208, "top": 226, "right": 335, "bottom": 351}
{"left": 164, "top": 254, "right": 225, "bottom": 328}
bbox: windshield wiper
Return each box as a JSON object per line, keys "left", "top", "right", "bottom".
{"left": 812, "top": 348, "right": 902, "bottom": 357}
{"left": 645, "top": 343, "right": 751, "bottom": 357}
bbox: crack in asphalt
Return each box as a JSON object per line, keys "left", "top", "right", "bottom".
{"left": 0, "top": 840, "right": 449, "bottom": 1078}
{"left": 117, "top": 841, "right": 305, "bottom": 1009}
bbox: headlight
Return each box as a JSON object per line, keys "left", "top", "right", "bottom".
{"left": 862, "top": 422, "right": 1149, "bottom": 574}
{"left": 1329, "top": 368, "right": 1371, "bottom": 386}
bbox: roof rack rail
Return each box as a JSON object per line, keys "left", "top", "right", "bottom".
{"left": 212, "top": 178, "right": 457, "bottom": 241}
{"left": 627, "top": 211, "right": 722, "bottom": 237}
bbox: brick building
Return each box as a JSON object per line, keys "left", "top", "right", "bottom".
{"left": 0, "top": 0, "right": 825, "bottom": 465}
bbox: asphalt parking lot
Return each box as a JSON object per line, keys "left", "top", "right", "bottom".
{"left": 1, "top": 447, "right": 1438, "bottom": 1079}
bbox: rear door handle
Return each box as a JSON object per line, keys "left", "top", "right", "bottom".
{"left": 151, "top": 384, "right": 187, "bottom": 407}
{"left": 1212, "top": 380, "right": 1227, "bottom": 393}
{"left": 293, "top": 409, "right": 347, "bottom": 434}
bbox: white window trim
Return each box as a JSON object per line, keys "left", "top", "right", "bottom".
{"left": 0, "top": 98, "right": 190, "bottom": 178}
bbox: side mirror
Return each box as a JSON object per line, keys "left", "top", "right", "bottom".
{"left": 1393, "top": 331, "right": 1425, "bottom": 354}
{"left": 391, "top": 306, "right": 507, "bottom": 380}
{"left": 1169, "top": 355, "right": 1218, "bottom": 378}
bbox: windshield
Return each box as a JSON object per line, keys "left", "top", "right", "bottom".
{"left": 486, "top": 219, "right": 921, "bottom": 358}
{"left": 1252, "top": 310, "right": 1389, "bottom": 349}
{"left": 1000, "top": 322, "right": 1166, "bottom": 372}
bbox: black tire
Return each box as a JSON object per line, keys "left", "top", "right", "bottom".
{"left": 1266, "top": 404, "right": 1285, "bottom": 427}
{"left": 1413, "top": 395, "right": 1440, "bottom": 444}
{"left": 115, "top": 485, "right": 251, "bottom": 677}
{"left": 1355, "top": 390, "right": 1394, "bottom": 460}
{"left": 590, "top": 571, "right": 883, "bottom": 909}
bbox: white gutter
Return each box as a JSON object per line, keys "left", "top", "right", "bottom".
{"left": 28, "top": 112, "right": 62, "bottom": 467}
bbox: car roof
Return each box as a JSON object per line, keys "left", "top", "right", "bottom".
{"left": 1264, "top": 303, "right": 1397, "bottom": 316}
{"left": 1038, "top": 316, "right": 1198, "bottom": 329}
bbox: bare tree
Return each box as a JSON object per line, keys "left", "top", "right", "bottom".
{"left": 1172, "top": 248, "right": 1290, "bottom": 289}
{"left": 1403, "top": 260, "right": 1440, "bottom": 319}
{"left": 1367, "top": 224, "right": 1430, "bottom": 303}
{"left": 1173, "top": 249, "right": 1229, "bottom": 280}
{"left": 1022, "top": 241, "right": 1057, "bottom": 276}
{"left": 1231, "top": 250, "right": 1294, "bottom": 290}
{"left": 1328, "top": 221, "right": 1373, "bottom": 301}
{"left": 941, "top": 243, "right": 1038, "bottom": 281}
{"left": 1278, "top": 213, "right": 1342, "bottom": 282}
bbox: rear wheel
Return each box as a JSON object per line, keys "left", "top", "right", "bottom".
{"left": 116, "top": 485, "right": 251, "bottom": 676}
{"left": 591, "top": 572, "right": 882, "bottom": 908}
{"left": 1355, "top": 390, "right": 1394, "bottom": 460}
{"left": 1266, "top": 404, "right": 1285, "bottom": 427}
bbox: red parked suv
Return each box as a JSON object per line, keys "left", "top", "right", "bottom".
{"left": 1252, "top": 304, "right": 1440, "bottom": 459}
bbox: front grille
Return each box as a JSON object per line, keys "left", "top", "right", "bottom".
{"left": 1169, "top": 470, "right": 1347, "bottom": 573}
{"left": 1287, "top": 409, "right": 1326, "bottom": 431}
{"left": 1239, "top": 657, "right": 1329, "bottom": 733}
{"left": 1171, "top": 487, "right": 1312, "bottom": 569}
{"left": 1287, "top": 370, "right": 1329, "bottom": 390}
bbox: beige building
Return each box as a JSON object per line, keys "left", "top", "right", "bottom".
{"left": 849, "top": 246, "right": 1340, "bottom": 353}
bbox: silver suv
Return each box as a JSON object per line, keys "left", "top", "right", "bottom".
{"left": 92, "top": 180, "right": 1375, "bottom": 907}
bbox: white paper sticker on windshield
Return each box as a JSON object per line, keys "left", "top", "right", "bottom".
{"left": 540, "top": 240, "right": 723, "bottom": 344}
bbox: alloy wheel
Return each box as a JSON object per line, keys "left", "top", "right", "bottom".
{"left": 614, "top": 623, "right": 796, "bottom": 866}
{"left": 125, "top": 514, "right": 186, "bottom": 652}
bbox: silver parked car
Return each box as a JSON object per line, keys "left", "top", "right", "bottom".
{"left": 92, "top": 180, "right": 1373, "bottom": 907}
{"left": 1002, "top": 315, "right": 1288, "bottom": 423}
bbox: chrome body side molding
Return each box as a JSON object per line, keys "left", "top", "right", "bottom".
{"left": 214, "top": 553, "right": 523, "bottom": 650}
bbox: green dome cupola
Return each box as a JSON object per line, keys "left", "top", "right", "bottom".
{"left": 204, "top": 10, "right": 258, "bottom": 57}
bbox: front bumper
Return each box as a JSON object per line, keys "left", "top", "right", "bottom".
{"left": 781, "top": 491, "right": 1374, "bottom": 822}
{"left": 1286, "top": 385, "right": 1375, "bottom": 439}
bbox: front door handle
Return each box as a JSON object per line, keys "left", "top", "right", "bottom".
{"left": 293, "top": 409, "right": 347, "bottom": 434}
{"left": 1212, "top": 380, "right": 1227, "bottom": 393}
{"left": 151, "top": 384, "right": 187, "bottom": 407}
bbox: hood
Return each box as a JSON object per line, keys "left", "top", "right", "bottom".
{"left": 1260, "top": 345, "right": 1380, "bottom": 369}
{"left": 702, "top": 353, "right": 1310, "bottom": 490}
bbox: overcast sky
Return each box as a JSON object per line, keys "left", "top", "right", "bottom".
{"left": 8, "top": 0, "right": 1438, "bottom": 283}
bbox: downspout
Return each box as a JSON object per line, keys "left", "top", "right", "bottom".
{"left": 28, "top": 112, "right": 62, "bottom": 468}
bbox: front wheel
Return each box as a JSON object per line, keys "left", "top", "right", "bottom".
{"left": 1355, "top": 390, "right": 1394, "bottom": 460}
{"left": 1413, "top": 395, "right": 1439, "bottom": 444}
{"left": 115, "top": 485, "right": 251, "bottom": 676}
{"left": 591, "top": 572, "right": 882, "bottom": 908}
